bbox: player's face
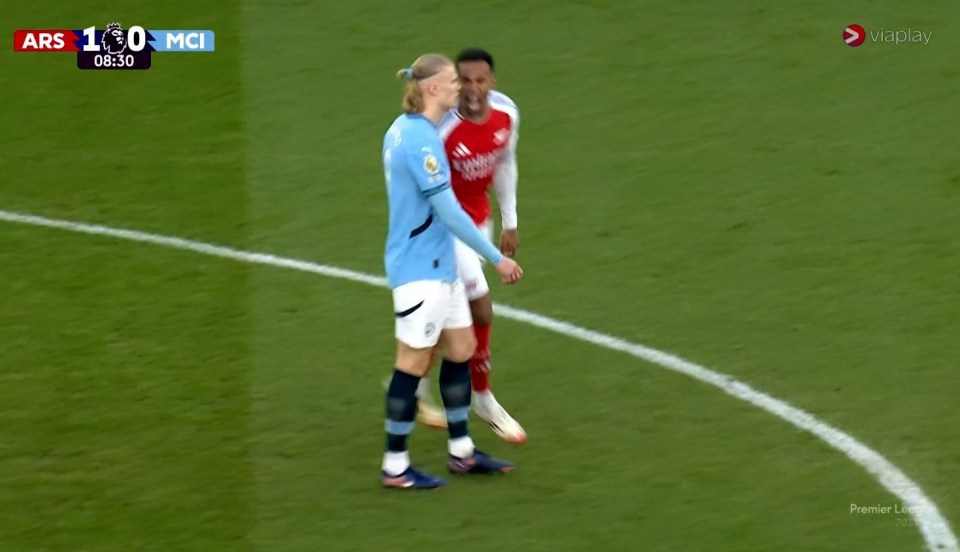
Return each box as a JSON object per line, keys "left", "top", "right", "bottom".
{"left": 458, "top": 61, "right": 495, "bottom": 119}
{"left": 430, "top": 65, "right": 461, "bottom": 111}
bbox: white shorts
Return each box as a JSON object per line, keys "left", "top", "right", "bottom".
{"left": 453, "top": 220, "right": 493, "bottom": 301}
{"left": 392, "top": 279, "right": 472, "bottom": 348}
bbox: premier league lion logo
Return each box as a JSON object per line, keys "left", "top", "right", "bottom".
{"left": 101, "top": 22, "right": 127, "bottom": 54}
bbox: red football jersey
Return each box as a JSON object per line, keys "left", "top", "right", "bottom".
{"left": 439, "top": 98, "right": 517, "bottom": 226}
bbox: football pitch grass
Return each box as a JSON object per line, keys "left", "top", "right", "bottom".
{"left": 2, "top": 1, "right": 959, "bottom": 550}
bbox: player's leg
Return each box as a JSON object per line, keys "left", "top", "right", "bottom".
{"left": 438, "top": 280, "right": 514, "bottom": 475}
{"left": 456, "top": 233, "right": 527, "bottom": 444}
{"left": 466, "top": 293, "right": 526, "bottom": 444}
{"left": 381, "top": 281, "right": 446, "bottom": 489}
{"left": 387, "top": 347, "right": 446, "bottom": 429}
{"left": 413, "top": 346, "right": 447, "bottom": 429}
{"left": 411, "top": 229, "right": 486, "bottom": 431}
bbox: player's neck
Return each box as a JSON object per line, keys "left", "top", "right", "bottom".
{"left": 459, "top": 106, "right": 490, "bottom": 124}
{"left": 420, "top": 104, "right": 445, "bottom": 125}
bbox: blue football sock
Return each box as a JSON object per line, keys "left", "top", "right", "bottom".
{"left": 439, "top": 359, "right": 471, "bottom": 440}
{"left": 385, "top": 368, "right": 420, "bottom": 453}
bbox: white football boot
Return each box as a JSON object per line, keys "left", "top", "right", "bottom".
{"left": 416, "top": 395, "right": 448, "bottom": 429}
{"left": 473, "top": 392, "right": 527, "bottom": 444}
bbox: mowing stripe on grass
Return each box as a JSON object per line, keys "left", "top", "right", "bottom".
{"left": 1, "top": 208, "right": 955, "bottom": 552}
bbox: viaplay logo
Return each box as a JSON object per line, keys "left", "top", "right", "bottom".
{"left": 844, "top": 24, "right": 866, "bottom": 47}
{"left": 843, "top": 23, "right": 933, "bottom": 47}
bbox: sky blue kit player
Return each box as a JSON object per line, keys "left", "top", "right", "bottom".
{"left": 379, "top": 53, "right": 522, "bottom": 490}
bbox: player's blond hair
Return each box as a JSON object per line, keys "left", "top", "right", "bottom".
{"left": 397, "top": 53, "right": 454, "bottom": 113}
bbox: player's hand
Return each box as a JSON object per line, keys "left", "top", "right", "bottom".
{"left": 500, "top": 229, "right": 519, "bottom": 257}
{"left": 494, "top": 256, "right": 523, "bottom": 284}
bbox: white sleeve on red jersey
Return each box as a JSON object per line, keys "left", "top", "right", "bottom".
{"left": 437, "top": 107, "right": 461, "bottom": 141}
{"left": 490, "top": 90, "right": 519, "bottom": 230}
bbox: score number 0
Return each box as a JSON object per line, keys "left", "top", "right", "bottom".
{"left": 80, "top": 25, "right": 147, "bottom": 52}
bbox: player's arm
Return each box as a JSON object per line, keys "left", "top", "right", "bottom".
{"left": 428, "top": 185, "right": 523, "bottom": 283}
{"left": 493, "top": 131, "right": 518, "bottom": 230}
{"left": 426, "top": 186, "right": 503, "bottom": 264}
{"left": 407, "top": 143, "right": 503, "bottom": 265}
{"left": 493, "top": 110, "right": 520, "bottom": 256}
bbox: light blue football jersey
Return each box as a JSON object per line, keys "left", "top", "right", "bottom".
{"left": 382, "top": 113, "right": 458, "bottom": 289}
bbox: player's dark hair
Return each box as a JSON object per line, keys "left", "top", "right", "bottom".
{"left": 455, "top": 47, "right": 495, "bottom": 71}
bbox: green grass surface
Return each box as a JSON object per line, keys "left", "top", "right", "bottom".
{"left": 1, "top": 1, "right": 958, "bottom": 550}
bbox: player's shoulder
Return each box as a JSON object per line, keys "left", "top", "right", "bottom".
{"left": 489, "top": 90, "right": 518, "bottom": 110}
{"left": 488, "top": 90, "right": 519, "bottom": 123}
{"left": 394, "top": 112, "right": 431, "bottom": 132}
{"left": 438, "top": 108, "right": 464, "bottom": 140}
{"left": 394, "top": 114, "right": 441, "bottom": 148}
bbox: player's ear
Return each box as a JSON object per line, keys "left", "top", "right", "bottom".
{"left": 490, "top": 74, "right": 497, "bottom": 88}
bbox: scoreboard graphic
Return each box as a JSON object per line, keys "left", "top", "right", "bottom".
{"left": 13, "top": 23, "right": 214, "bottom": 70}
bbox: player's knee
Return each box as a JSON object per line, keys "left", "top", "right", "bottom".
{"left": 473, "top": 304, "right": 493, "bottom": 326}
{"left": 469, "top": 295, "right": 493, "bottom": 326}
{"left": 446, "top": 334, "right": 476, "bottom": 363}
{"left": 394, "top": 343, "right": 434, "bottom": 376}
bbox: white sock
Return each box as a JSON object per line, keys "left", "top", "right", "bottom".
{"left": 448, "top": 436, "right": 475, "bottom": 458}
{"left": 382, "top": 451, "right": 410, "bottom": 476}
{"left": 474, "top": 390, "right": 495, "bottom": 408}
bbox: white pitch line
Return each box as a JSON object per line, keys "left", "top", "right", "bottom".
{"left": 0, "top": 208, "right": 955, "bottom": 552}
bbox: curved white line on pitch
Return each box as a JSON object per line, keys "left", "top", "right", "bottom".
{"left": 0, "top": 208, "right": 955, "bottom": 552}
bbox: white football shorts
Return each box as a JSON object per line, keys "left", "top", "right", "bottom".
{"left": 392, "top": 279, "right": 472, "bottom": 348}
{"left": 453, "top": 220, "right": 493, "bottom": 301}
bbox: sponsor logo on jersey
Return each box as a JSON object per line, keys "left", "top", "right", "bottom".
{"left": 452, "top": 143, "right": 472, "bottom": 158}
{"left": 452, "top": 150, "right": 502, "bottom": 181}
